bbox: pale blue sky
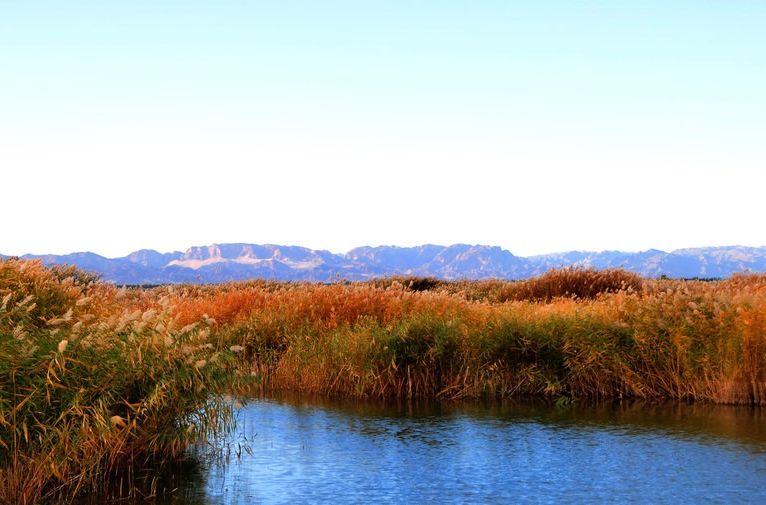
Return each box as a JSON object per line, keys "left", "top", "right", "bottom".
{"left": 1, "top": 1, "right": 764, "bottom": 257}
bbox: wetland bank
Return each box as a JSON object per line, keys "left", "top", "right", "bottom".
{"left": 1, "top": 259, "right": 765, "bottom": 503}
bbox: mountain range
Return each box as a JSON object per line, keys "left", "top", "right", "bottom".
{"left": 3, "top": 244, "right": 766, "bottom": 284}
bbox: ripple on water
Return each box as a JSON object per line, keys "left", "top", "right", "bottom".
{"left": 158, "top": 398, "right": 766, "bottom": 504}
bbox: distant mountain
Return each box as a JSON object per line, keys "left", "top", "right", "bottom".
{"left": 345, "top": 244, "right": 528, "bottom": 279}
{"left": 3, "top": 244, "right": 766, "bottom": 284}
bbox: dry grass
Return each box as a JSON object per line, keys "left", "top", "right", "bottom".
{"left": 0, "top": 259, "right": 246, "bottom": 504}
{"left": 441, "top": 267, "right": 644, "bottom": 302}
{"left": 167, "top": 269, "right": 766, "bottom": 405}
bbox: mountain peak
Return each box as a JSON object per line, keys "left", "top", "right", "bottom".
{"left": 5, "top": 243, "right": 766, "bottom": 284}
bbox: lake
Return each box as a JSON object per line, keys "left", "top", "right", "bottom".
{"left": 145, "top": 396, "right": 766, "bottom": 504}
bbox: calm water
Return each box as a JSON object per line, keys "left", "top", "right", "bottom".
{"left": 149, "top": 396, "right": 766, "bottom": 504}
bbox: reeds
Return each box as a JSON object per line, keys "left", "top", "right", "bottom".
{"left": 169, "top": 269, "right": 766, "bottom": 405}
{"left": 2, "top": 260, "right": 765, "bottom": 503}
{"left": 442, "top": 267, "right": 644, "bottom": 302}
{"left": 0, "top": 259, "right": 245, "bottom": 504}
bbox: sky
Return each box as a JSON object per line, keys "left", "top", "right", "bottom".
{"left": 1, "top": 1, "right": 764, "bottom": 258}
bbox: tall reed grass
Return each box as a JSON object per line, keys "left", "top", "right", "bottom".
{"left": 169, "top": 269, "right": 766, "bottom": 405}
{"left": 0, "top": 259, "right": 245, "bottom": 504}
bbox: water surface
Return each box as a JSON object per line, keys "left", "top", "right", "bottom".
{"left": 157, "top": 396, "right": 766, "bottom": 504}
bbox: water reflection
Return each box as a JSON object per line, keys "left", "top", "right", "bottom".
{"left": 86, "top": 396, "right": 766, "bottom": 504}
{"left": 266, "top": 393, "right": 766, "bottom": 452}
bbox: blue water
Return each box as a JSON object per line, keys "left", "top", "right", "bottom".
{"left": 158, "top": 397, "right": 766, "bottom": 504}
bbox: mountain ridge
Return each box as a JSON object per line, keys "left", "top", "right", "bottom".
{"left": 3, "top": 243, "right": 766, "bottom": 284}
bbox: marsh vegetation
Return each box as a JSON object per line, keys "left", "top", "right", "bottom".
{"left": 1, "top": 259, "right": 765, "bottom": 502}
